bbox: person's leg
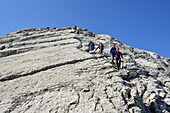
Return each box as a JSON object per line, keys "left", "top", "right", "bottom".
{"left": 118, "top": 58, "right": 121, "bottom": 70}
{"left": 101, "top": 48, "right": 103, "bottom": 54}
{"left": 111, "top": 53, "right": 114, "bottom": 63}
{"left": 100, "top": 49, "right": 103, "bottom": 54}
{"left": 92, "top": 46, "right": 94, "bottom": 51}
{"left": 89, "top": 45, "right": 92, "bottom": 51}
{"left": 116, "top": 58, "right": 119, "bottom": 69}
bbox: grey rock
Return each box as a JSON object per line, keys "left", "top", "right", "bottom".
{"left": 164, "top": 98, "right": 170, "bottom": 105}
{"left": 128, "top": 70, "right": 138, "bottom": 79}
{"left": 0, "top": 27, "right": 169, "bottom": 113}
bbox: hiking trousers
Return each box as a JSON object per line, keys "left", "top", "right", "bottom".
{"left": 116, "top": 58, "right": 121, "bottom": 70}
{"left": 111, "top": 52, "right": 115, "bottom": 62}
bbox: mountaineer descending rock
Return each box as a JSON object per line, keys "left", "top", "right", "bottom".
{"left": 114, "top": 48, "right": 124, "bottom": 70}
{"left": 109, "top": 44, "right": 116, "bottom": 64}
{"left": 0, "top": 27, "right": 169, "bottom": 113}
{"left": 87, "top": 41, "right": 95, "bottom": 52}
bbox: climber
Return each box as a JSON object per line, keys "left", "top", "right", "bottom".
{"left": 109, "top": 44, "right": 116, "bottom": 64}
{"left": 74, "top": 26, "right": 77, "bottom": 33}
{"left": 95, "top": 43, "right": 104, "bottom": 54}
{"left": 114, "top": 48, "right": 123, "bottom": 70}
{"left": 88, "top": 41, "right": 95, "bottom": 51}
{"left": 77, "top": 29, "right": 80, "bottom": 34}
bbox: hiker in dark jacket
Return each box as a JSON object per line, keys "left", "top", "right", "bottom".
{"left": 114, "top": 48, "right": 123, "bottom": 70}
{"left": 109, "top": 44, "right": 116, "bottom": 64}
{"left": 77, "top": 29, "right": 80, "bottom": 34}
{"left": 88, "top": 41, "right": 95, "bottom": 51}
{"left": 74, "top": 26, "right": 77, "bottom": 33}
{"left": 95, "top": 43, "right": 104, "bottom": 54}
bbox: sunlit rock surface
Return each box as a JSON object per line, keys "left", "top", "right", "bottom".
{"left": 0, "top": 27, "right": 169, "bottom": 113}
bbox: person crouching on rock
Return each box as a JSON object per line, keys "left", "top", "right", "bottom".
{"left": 114, "top": 48, "right": 123, "bottom": 70}
{"left": 88, "top": 41, "right": 95, "bottom": 51}
{"left": 109, "top": 44, "right": 116, "bottom": 64}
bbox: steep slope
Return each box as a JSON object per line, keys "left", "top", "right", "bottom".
{"left": 0, "top": 27, "right": 169, "bottom": 113}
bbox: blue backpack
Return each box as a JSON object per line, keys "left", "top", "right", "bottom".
{"left": 110, "top": 47, "right": 116, "bottom": 54}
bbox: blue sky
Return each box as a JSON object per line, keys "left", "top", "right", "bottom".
{"left": 0, "top": 0, "right": 170, "bottom": 58}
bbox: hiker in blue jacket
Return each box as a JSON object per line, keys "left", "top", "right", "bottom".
{"left": 109, "top": 44, "right": 116, "bottom": 64}
{"left": 114, "top": 48, "right": 123, "bottom": 70}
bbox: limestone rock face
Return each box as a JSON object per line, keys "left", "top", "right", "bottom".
{"left": 0, "top": 27, "right": 169, "bottom": 113}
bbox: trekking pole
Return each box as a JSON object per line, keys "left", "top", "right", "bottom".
{"left": 121, "top": 59, "right": 124, "bottom": 69}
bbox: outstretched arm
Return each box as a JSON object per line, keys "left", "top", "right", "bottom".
{"left": 120, "top": 52, "right": 123, "bottom": 59}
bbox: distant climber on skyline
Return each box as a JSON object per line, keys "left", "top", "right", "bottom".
{"left": 74, "top": 25, "right": 77, "bottom": 33}
{"left": 77, "top": 29, "right": 80, "bottom": 34}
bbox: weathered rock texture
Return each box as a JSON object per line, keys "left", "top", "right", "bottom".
{"left": 0, "top": 27, "right": 169, "bottom": 113}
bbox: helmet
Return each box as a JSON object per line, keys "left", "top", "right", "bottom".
{"left": 113, "top": 44, "right": 115, "bottom": 47}
{"left": 117, "top": 48, "right": 119, "bottom": 51}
